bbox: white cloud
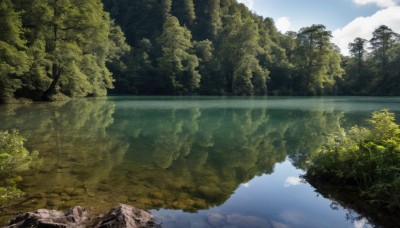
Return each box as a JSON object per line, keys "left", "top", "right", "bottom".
{"left": 353, "top": 0, "right": 396, "bottom": 8}
{"left": 276, "top": 17, "right": 292, "bottom": 33}
{"left": 332, "top": 6, "right": 400, "bottom": 55}
{"left": 237, "top": 0, "right": 254, "bottom": 9}
{"left": 284, "top": 176, "right": 302, "bottom": 187}
{"left": 353, "top": 218, "right": 373, "bottom": 228}
{"left": 242, "top": 182, "right": 250, "bottom": 188}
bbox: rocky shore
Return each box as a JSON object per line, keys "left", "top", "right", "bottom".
{"left": 5, "top": 204, "right": 160, "bottom": 228}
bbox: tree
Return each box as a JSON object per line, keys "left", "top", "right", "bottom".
{"left": 3, "top": 0, "right": 128, "bottom": 101}
{"left": 349, "top": 38, "right": 368, "bottom": 85}
{"left": 40, "top": 0, "right": 117, "bottom": 99}
{"left": 370, "top": 25, "right": 398, "bottom": 71}
{"left": 104, "top": 20, "right": 131, "bottom": 90}
{"left": 171, "top": 0, "right": 196, "bottom": 26}
{"left": 193, "top": 0, "right": 222, "bottom": 40}
{"left": 386, "top": 41, "right": 400, "bottom": 95}
{"left": 349, "top": 38, "right": 367, "bottom": 64}
{"left": 258, "top": 18, "right": 294, "bottom": 95}
{"left": 157, "top": 16, "right": 200, "bottom": 94}
{"left": 0, "top": 0, "right": 30, "bottom": 103}
{"left": 369, "top": 25, "right": 399, "bottom": 93}
{"left": 342, "top": 37, "right": 371, "bottom": 94}
{"left": 218, "top": 9, "right": 268, "bottom": 95}
{"left": 294, "top": 25, "right": 343, "bottom": 95}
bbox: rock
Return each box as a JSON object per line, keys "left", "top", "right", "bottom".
{"left": 94, "top": 204, "right": 159, "bottom": 228}
{"left": 7, "top": 206, "right": 89, "bottom": 228}
{"left": 7, "top": 204, "right": 160, "bottom": 228}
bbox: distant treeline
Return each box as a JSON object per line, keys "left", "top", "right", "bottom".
{"left": 1, "top": 0, "right": 400, "bottom": 102}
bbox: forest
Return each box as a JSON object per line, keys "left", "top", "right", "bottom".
{"left": 1, "top": 0, "right": 400, "bottom": 103}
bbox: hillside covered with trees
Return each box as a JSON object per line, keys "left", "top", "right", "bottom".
{"left": 1, "top": 0, "right": 400, "bottom": 102}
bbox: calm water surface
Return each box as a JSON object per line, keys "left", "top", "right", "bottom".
{"left": 1, "top": 96, "right": 400, "bottom": 227}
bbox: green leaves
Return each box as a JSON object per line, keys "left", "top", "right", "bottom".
{"left": 339, "top": 25, "right": 400, "bottom": 95}
{"left": 0, "top": 0, "right": 30, "bottom": 102}
{"left": 157, "top": 16, "right": 200, "bottom": 94}
{"left": 307, "top": 109, "right": 400, "bottom": 210}
{"left": 0, "top": 130, "right": 40, "bottom": 204}
{"left": 0, "top": 186, "right": 23, "bottom": 204}
{"left": 293, "top": 24, "right": 342, "bottom": 95}
{"left": 0, "top": 0, "right": 129, "bottom": 102}
{"left": 0, "top": 130, "right": 37, "bottom": 173}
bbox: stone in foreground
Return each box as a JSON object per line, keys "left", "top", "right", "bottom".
{"left": 7, "top": 204, "right": 159, "bottom": 228}
{"left": 7, "top": 206, "right": 88, "bottom": 227}
{"left": 94, "top": 204, "right": 158, "bottom": 228}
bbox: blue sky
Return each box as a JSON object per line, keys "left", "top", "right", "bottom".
{"left": 237, "top": 0, "right": 400, "bottom": 54}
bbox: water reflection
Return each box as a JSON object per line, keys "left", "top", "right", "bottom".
{"left": 0, "top": 97, "right": 394, "bottom": 226}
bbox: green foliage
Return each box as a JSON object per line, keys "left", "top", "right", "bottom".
{"left": 103, "top": 0, "right": 346, "bottom": 96}
{"left": 0, "top": 0, "right": 129, "bottom": 102}
{"left": 0, "top": 130, "right": 36, "bottom": 172}
{"left": 307, "top": 109, "right": 400, "bottom": 210}
{"left": 338, "top": 25, "right": 400, "bottom": 95}
{"left": 0, "top": 186, "right": 23, "bottom": 204}
{"left": 293, "top": 25, "right": 343, "bottom": 95}
{"left": 214, "top": 7, "right": 269, "bottom": 95}
{"left": 0, "top": 130, "right": 39, "bottom": 204}
{"left": 0, "top": 0, "right": 30, "bottom": 103}
{"left": 2, "top": 0, "right": 400, "bottom": 98}
{"left": 157, "top": 16, "right": 200, "bottom": 94}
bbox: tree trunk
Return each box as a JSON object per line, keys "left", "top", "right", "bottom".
{"left": 43, "top": 63, "right": 61, "bottom": 100}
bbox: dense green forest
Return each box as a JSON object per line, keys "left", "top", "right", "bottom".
{"left": 1, "top": 0, "right": 400, "bottom": 102}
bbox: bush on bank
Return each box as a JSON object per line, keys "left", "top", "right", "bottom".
{"left": 306, "top": 109, "right": 400, "bottom": 210}
{"left": 0, "top": 130, "right": 39, "bottom": 204}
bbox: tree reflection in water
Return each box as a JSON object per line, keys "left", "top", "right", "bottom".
{"left": 0, "top": 97, "right": 343, "bottom": 219}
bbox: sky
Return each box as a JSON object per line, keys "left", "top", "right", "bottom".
{"left": 236, "top": 0, "right": 400, "bottom": 55}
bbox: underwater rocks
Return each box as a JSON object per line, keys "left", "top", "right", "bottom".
{"left": 6, "top": 204, "right": 159, "bottom": 228}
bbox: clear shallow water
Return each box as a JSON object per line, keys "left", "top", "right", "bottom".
{"left": 1, "top": 96, "right": 399, "bottom": 227}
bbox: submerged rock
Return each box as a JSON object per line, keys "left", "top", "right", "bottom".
{"left": 7, "top": 204, "right": 159, "bottom": 228}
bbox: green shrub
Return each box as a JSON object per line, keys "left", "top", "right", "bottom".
{"left": 306, "top": 109, "right": 400, "bottom": 210}
{"left": 0, "top": 129, "right": 39, "bottom": 204}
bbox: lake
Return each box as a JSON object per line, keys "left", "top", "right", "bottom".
{"left": 1, "top": 96, "right": 400, "bottom": 227}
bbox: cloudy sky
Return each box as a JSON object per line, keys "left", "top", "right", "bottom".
{"left": 237, "top": 0, "right": 400, "bottom": 55}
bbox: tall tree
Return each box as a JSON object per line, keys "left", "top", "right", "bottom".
{"left": 218, "top": 9, "right": 268, "bottom": 95}
{"left": 10, "top": 0, "right": 128, "bottom": 100}
{"left": 349, "top": 37, "right": 367, "bottom": 79}
{"left": 157, "top": 16, "right": 200, "bottom": 94}
{"left": 294, "top": 24, "right": 343, "bottom": 95}
{"left": 369, "top": 25, "right": 398, "bottom": 93}
{"left": 259, "top": 18, "right": 294, "bottom": 95}
{"left": 345, "top": 37, "right": 370, "bottom": 94}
